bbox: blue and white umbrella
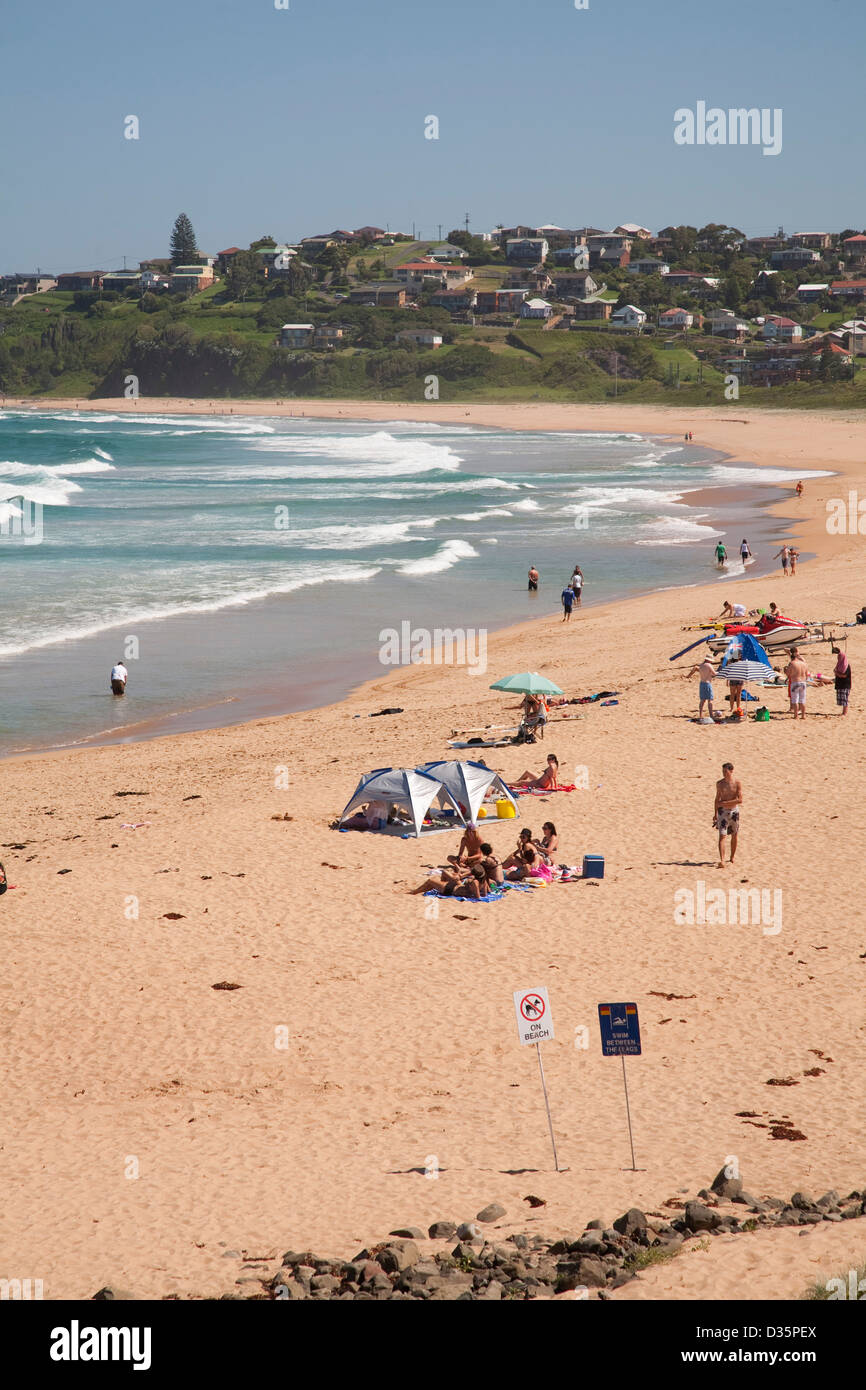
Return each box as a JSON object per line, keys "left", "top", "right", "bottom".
{"left": 718, "top": 659, "right": 775, "bottom": 683}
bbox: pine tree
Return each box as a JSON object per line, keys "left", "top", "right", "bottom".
{"left": 170, "top": 213, "right": 198, "bottom": 267}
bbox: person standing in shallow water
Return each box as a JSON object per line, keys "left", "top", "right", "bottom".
{"left": 528, "top": 565, "right": 539, "bottom": 593}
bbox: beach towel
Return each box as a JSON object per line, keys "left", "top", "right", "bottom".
{"left": 517, "top": 784, "right": 577, "bottom": 795}
{"left": 424, "top": 887, "right": 504, "bottom": 903}
{"left": 447, "top": 738, "right": 511, "bottom": 749}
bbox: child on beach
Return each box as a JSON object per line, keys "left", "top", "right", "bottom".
{"left": 686, "top": 657, "right": 718, "bottom": 723}
{"left": 561, "top": 585, "right": 575, "bottom": 622}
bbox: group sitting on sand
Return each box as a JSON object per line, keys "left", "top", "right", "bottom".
{"left": 411, "top": 819, "right": 561, "bottom": 896}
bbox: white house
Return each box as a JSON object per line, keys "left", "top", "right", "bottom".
{"left": 628, "top": 258, "right": 670, "bottom": 275}
{"left": 615, "top": 222, "right": 653, "bottom": 240}
{"left": 659, "top": 307, "right": 693, "bottom": 329}
{"left": 521, "top": 297, "right": 554, "bottom": 319}
{"left": 395, "top": 329, "right": 443, "bottom": 348}
{"left": 611, "top": 304, "right": 647, "bottom": 328}
{"left": 762, "top": 315, "right": 803, "bottom": 342}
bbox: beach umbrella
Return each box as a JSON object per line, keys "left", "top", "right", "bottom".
{"left": 489, "top": 671, "right": 564, "bottom": 695}
{"left": 718, "top": 660, "right": 775, "bottom": 683}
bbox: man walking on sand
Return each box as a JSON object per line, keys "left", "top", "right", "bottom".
{"left": 687, "top": 656, "right": 718, "bottom": 722}
{"left": 713, "top": 762, "right": 742, "bottom": 867}
{"left": 785, "top": 647, "right": 809, "bottom": 721}
{"left": 561, "top": 583, "right": 575, "bottom": 622}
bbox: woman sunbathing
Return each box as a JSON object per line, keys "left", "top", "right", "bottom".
{"left": 480, "top": 844, "right": 504, "bottom": 885}
{"left": 502, "top": 827, "right": 534, "bottom": 870}
{"left": 411, "top": 864, "right": 492, "bottom": 899}
{"left": 513, "top": 754, "right": 559, "bottom": 790}
{"left": 534, "top": 821, "right": 558, "bottom": 861}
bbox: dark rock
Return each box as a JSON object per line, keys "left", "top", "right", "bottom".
{"left": 684, "top": 1201, "right": 722, "bottom": 1233}
{"left": 610, "top": 1270, "right": 636, "bottom": 1288}
{"left": 816, "top": 1190, "right": 839, "bottom": 1210}
{"left": 841, "top": 1205, "right": 861, "bottom": 1220}
{"left": 711, "top": 1165, "right": 744, "bottom": 1201}
{"left": 510, "top": 1234, "right": 529, "bottom": 1250}
{"left": 586, "top": 1219, "right": 606, "bottom": 1230}
{"left": 390, "top": 1226, "right": 425, "bottom": 1240}
{"left": 612, "top": 1208, "right": 648, "bottom": 1244}
{"left": 428, "top": 1221, "right": 457, "bottom": 1240}
{"left": 762, "top": 1197, "right": 786, "bottom": 1211}
{"left": 457, "top": 1221, "right": 482, "bottom": 1241}
{"left": 791, "top": 1191, "right": 818, "bottom": 1212}
{"left": 282, "top": 1249, "right": 317, "bottom": 1267}
{"left": 358, "top": 1260, "right": 386, "bottom": 1283}
{"left": 451, "top": 1242, "right": 481, "bottom": 1265}
{"left": 801, "top": 1212, "right": 824, "bottom": 1224}
{"left": 576, "top": 1256, "right": 607, "bottom": 1288}
{"left": 477, "top": 1280, "right": 503, "bottom": 1300}
{"left": 310, "top": 1274, "right": 338, "bottom": 1293}
{"left": 823, "top": 1212, "right": 842, "bottom": 1222}
{"left": 272, "top": 1278, "right": 307, "bottom": 1300}
{"left": 573, "top": 1233, "right": 606, "bottom": 1255}
{"left": 696, "top": 1188, "right": 712, "bottom": 1200}
{"left": 378, "top": 1240, "right": 420, "bottom": 1274}
{"left": 476, "top": 1202, "right": 507, "bottom": 1223}
{"left": 92, "top": 1287, "right": 137, "bottom": 1301}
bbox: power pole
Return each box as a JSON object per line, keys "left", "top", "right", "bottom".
{"left": 438, "top": 223, "right": 442, "bottom": 242}
{"left": 465, "top": 211, "right": 470, "bottom": 233}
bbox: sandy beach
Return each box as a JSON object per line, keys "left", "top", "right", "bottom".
{"left": 1, "top": 398, "right": 865, "bottom": 1301}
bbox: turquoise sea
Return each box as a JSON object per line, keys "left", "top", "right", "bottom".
{"left": 0, "top": 409, "right": 831, "bottom": 755}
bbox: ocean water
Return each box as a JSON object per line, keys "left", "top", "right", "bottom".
{"left": 0, "top": 409, "right": 832, "bottom": 755}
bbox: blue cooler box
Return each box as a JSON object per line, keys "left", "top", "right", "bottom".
{"left": 582, "top": 855, "right": 604, "bottom": 879}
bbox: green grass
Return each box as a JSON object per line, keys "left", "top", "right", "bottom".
{"left": 803, "top": 1259, "right": 866, "bottom": 1301}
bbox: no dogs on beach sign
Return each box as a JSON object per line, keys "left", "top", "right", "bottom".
{"left": 513, "top": 987, "right": 554, "bottom": 1045}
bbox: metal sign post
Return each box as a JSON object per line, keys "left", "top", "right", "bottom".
{"left": 598, "top": 1002, "right": 645, "bottom": 1172}
{"left": 513, "top": 987, "right": 560, "bottom": 1172}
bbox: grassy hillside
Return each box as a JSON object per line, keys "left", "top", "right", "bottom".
{"left": 2, "top": 283, "right": 864, "bottom": 409}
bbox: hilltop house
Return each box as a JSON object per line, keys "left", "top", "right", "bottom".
{"left": 216, "top": 247, "right": 242, "bottom": 274}
{"left": 829, "top": 279, "right": 866, "bottom": 300}
{"left": 842, "top": 235, "right": 866, "bottom": 265}
{"left": 429, "top": 287, "right": 478, "bottom": 311}
{"left": 0, "top": 274, "right": 57, "bottom": 302}
{"left": 707, "top": 310, "right": 749, "bottom": 340}
{"left": 475, "top": 288, "right": 528, "bottom": 314}
{"left": 314, "top": 325, "right": 345, "bottom": 348}
{"left": 353, "top": 226, "right": 387, "bottom": 240}
{"left": 394, "top": 259, "right": 472, "bottom": 290}
{"left": 279, "top": 324, "right": 315, "bottom": 348}
{"left": 553, "top": 270, "right": 600, "bottom": 300}
{"left": 521, "top": 297, "right": 553, "bottom": 319}
{"left": 170, "top": 264, "right": 214, "bottom": 293}
{"left": 761, "top": 315, "right": 802, "bottom": 342}
{"left": 611, "top": 304, "right": 646, "bottom": 329}
{"left": 770, "top": 247, "right": 821, "bottom": 270}
{"left": 56, "top": 271, "right": 103, "bottom": 291}
{"left": 552, "top": 245, "right": 590, "bottom": 269}
{"left": 102, "top": 271, "right": 143, "bottom": 293}
{"left": 571, "top": 297, "right": 613, "bottom": 321}
{"left": 425, "top": 244, "right": 469, "bottom": 262}
{"left": 628, "top": 257, "right": 670, "bottom": 276}
{"left": 395, "top": 329, "right": 443, "bottom": 348}
{"left": 790, "top": 232, "right": 832, "bottom": 251}
{"left": 796, "top": 283, "right": 829, "bottom": 303}
{"left": 614, "top": 223, "right": 652, "bottom": 240}
{"left": 506, "top": 237, "right": 549, "bottom": 263}
{"left": 347, "top": 282, "right": 408, "bottom": 307}
{"left": 658, "top": 307, "right": 695, "bottom": 329}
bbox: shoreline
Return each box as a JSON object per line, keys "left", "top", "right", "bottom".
{"left": 0, "top": 398, "right": 852, "bottom": 759}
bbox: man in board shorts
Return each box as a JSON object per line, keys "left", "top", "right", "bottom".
{"left": 785, "top": 648, "right": 808, "bottom": 721}
{"left": 713, "top": 761, "right": 742, "bottom": 867}
{"left": 528, "top": 565, "right": 539, "bottom": 592}
{"left": 774, "top": 544, "right": 790, "bottom": 575}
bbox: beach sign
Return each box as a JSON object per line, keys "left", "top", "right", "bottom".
{"left": 598, "top": 1001, "right": 641, "bottom": 1056}
{"left": 513, "top": 987, "right": 560, "bottom": 1171}
{"left": 598, "top": 1002, "right": 643, "bottom": 1171}
{"left": 513, "top": 987, "right": 554, "bottom": 1045}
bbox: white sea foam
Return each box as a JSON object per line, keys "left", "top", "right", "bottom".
{"left": 510, "top": 498, "right": 541, "bottom": 512}
{"left": 249, "top": 430, "right": 462, "bottom": 478}
{"left": 291, "top": 518, "right": 440, "bottom": 549}
{"left": 634, "top": 515, "right": 722, "bottom": 545}
{"left": 396, "top": 539, "right": 478, "bottom": 576}
{"left": 708, "top": 464, "right": 834, "bottom": 486}
{"left": 0, "top": 565, "right": 383, "bottom": 658}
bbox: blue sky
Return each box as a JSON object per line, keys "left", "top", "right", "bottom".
{"left": 3, "top": 0, "right": 863, "bottom": 271}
